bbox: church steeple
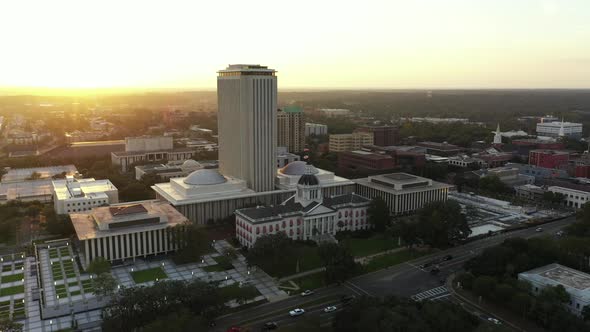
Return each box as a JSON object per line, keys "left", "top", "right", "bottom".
{"left": 493, "top": 123, "right": 502, "bottom": 144}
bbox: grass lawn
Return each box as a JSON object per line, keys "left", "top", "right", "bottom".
{"left": 342, "top": 235, "right": 400, "bottom": 257}
{"left": 202, "top": 264, "right": 227, "bottom": 272}
{"left": 1, "top": 273, "right": 23, "bottom": 283}
{"left": 363, "top": 249, "right": 430, "bottom": 273}
{"left": 0, "top": 285, "right": 24, "bottom": 296}
{"left": 259, "top": 245, "right": 323, "bottom": 278}
{"left": 131, "top": 267, "right": 168, "bottom": 284}
{"left": 1, "top": 265, "right": 11, "bottom": 273}
{"left": 70, "top": 290, "right": 81, "bottom": 296}
{"left": 213, "top": 255, "right": 234, "bottom": 270}
{"left": 291, "top": 271, "right": 327, "bottom": 291}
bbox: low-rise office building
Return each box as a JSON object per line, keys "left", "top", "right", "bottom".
{"left": 52, "top": 176, "right": 119, "bottom": 214}
{"left": 536, "top": 121, "right": 583, "bottom": 139}
{"left": 448, "top": 155, "right": 483, "bottom": 168}
{"left": 111, "top": 136, "right": 196, "bottom": 172}
{"left": 337, "top": 150, "right": 396, "bottom": 175}
{"left": 235, "top": 169, "right": 370, "bottom": 247}
{"left": 329, "top": 132, "right": 374, "bottom": 152}
{"left": 547, "top": 186, "right": 590, "bottom": 209}
{"left": 515, "top": 184, "right": 545, "bottom": 201}
{"left": 305, "top": 123, "right": 328, "bottom": 136}
{"left": 529, "top": 150, "right": 570, "bottom": 169}
{"left": 70, "top": 201, "right": 188, "bottom": 268}
{"left": 519, "top": 264, "right": 590, "bottom": 316}
{"left": 475, "top": 166, "right": 535, "bottom": 188}
{"left": 417, "top": 142, "right": 462, "bottom": 157}
{"left": 135, "top": 159, "right": 205, "bottom": 181}
{"left": 354, "top": 173, "right": 452, "bottom": 215}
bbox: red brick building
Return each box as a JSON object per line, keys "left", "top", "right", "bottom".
{"left": 528, "top": 150, "right": 570, "bottom": 169}
{"left": 357, "top": 126, "right": 399, "bottom": 147}
{"left": 337, "top": 150, "right": 396, "bottom": 176}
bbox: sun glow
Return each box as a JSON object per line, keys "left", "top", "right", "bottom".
{"left": 0, "top": 0, "right": 589, "bottom": 92}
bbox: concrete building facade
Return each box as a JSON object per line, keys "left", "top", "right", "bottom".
{"left": 52, "top": 176, "right": 119, "bottom": 214}
{"left": 329, "top": 132, "right": 374, "bottom": 152}
{"left": 305, "top": 123, "right": 328, "bottom": 136}
{"left": 277, "top": 106, "right": 305, "bottom": 153}
{"left": 111, "top": 136, "right": 195, "bottom": 172}
{"left": 354, "top": 173, "right": 452, "bottom": 216}
{"left": 217, "top": 64, "right": 277, "bottom": 192}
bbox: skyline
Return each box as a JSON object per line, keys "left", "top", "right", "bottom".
{"left": 0, "top": 0, "right": 589, "bottom": 92}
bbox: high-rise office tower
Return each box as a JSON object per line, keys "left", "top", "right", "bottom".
{"left": 277, "top": 106, "right": 305, "bottom": 153}
{"left": 217, "top": 64, "right": 277, "bottom": 192}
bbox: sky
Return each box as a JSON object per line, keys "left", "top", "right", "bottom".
{"left": 0, "top": 0, "right": 589, "bottom": 92}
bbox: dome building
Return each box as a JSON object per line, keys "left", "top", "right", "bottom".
{"left": 275, "top": 161, "right": 355, "bottom": 197}
{"left": 235, "top": 165, "right": 370, "bottom": 247}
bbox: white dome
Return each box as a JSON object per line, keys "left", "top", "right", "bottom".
{"left": 280, "top": 161, "right": 318, "bottom": 176}
{"left": 181, "top": 159, "right": 201, "bottom": 168}
{"left": 183, "top": 169, "right": 227, "bottom": 185}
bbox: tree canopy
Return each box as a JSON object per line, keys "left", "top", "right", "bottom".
{"left": 367, "top": 198, "right": 390, "bottom": 232}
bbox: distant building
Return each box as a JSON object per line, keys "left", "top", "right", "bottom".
{"left": 475, "top": 166, "right": 535, "bottom": 188}
{"left": 363, "top": 145, "right": 427, "bottom": 173}
{"left": 111, "top": 136, "right": 195, "bottom": 172}
{"left": 357, "top": 126, "right": 399, "bottom": 146}
{"left": 515, "top": 184, "right": 545, "bottom": 201}
{"left": 448, "top": 155, "right": 483, "bottom": 169}
{"left": 472, "top": 148, "right": 513, "bottom": 168}
{"left": 519, "top": 264, "right": 590, "bottom": 316}
{"left": 354, "top": 173, "right": 452, "bottom": 216}
{"left": 235, "top": 167, "right": 370, "bottom": 247}
{"left": 305, "top": 123, "right": 328, "bottom": 136}
{"left": 547, "top": 186, "right": 590, "bottom": 209}
{"left": 529, "top": 150, "right": 570, "bottom": 169}
{"left": 318, "top": 108, "right": 350, "bottom": 118}
{"left": 52, "top": 176, "right": 119, "bottom": 214}
{"left": 417, "top": 142, "right": 462, "bottom": 157}
{"left": 536, "top": 121, "right": 583, "bottom": 139}
{"left": 337, "top": 150, "right": 396, "bottom": 176}
{"left": 277, "top": 106, "right": 305, "bottom": 153}
{"left": 508, "top": 163, "right": 569, "bottom": 183}
{"left": 0, "top": 165, "right": 79, "bottom": 204}
{"left": 277, "top": 147, "right": 300, "bottom": 168}
{"left": 329, "top": 132, "right": 374, "bottom": 152}
{"left": 134, "top": 159, "right": 206, "bottom": 181}
{"left": 70, "top": 201, "right": 188, "bottom": 268}
{"left": 162, "top": 109, "right": 189, "bottom": 126}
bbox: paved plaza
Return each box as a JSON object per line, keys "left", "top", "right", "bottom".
{"left": 16, "top": 239, "right": 286, "bottom": 331}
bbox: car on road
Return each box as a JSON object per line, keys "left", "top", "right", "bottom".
{"left": 263, "top": 322, "right": 278, "bottom": 330}
{"left": 536, "top": 227, "right": 543, "bottom": 232}
{"left": 487, "top": 317, "right": 501, "bottom": 325}
{"left": 226, "top": 327, "right": 242, "bottom": 332}
{"left": 556, "top": 230, "right": 565, "bottom": 237}
{"left": 324, "top": 306, "right": 337, "bottom": 313}
{"left": 442, "top": 255, "right": 453, "bottom": 261}
{"left": 301, "top": 289, "right": 314, "bottom": 297}
{"left": 430, "top": 266, "right": 440, "bottom": 275}
{"left": 289, "top": 308, "right": 305, "bottom": 317}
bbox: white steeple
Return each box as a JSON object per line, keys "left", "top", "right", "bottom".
{"left": 493, "top": 123, "right": 502, "bottom": 144}
{"left": 558, "top": 118, "right": 565, "bottom": 137}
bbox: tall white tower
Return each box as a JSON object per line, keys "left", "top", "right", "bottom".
{"left": 493, "top": 123, "right": 502, "bottom": 144}
{"left": 217, "top": 64, "right": 277, "bottom": 192}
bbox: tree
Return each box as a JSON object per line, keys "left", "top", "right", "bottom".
{"left": 173, "top": 224, "right": 211, "bottom": 264}
{"left": 0, "top": 319, "right": 23, "bottom": 332}
{"left": 582, "top": 305, "right": 590, "bottom": 321}
{"left": 87, "top": 257, "right": 111, "bottom": 275}
{"left": 415, "top": 200, "right": 471, "bottom": 247}
{"left": 367, "top": 198, "right": 390, "bottom": 232}
{"left": 318, "top": 243, "right": 359, "bottom": 284}
{"left": 221, "top": 246, "right": 238, "bottom": 260}
{"left": 93, "top": 273, "right": 118, "bottom": 297}
{"left": 472, "top": 276, "right": 497, "bottom": 298}
{"left": 479, "top": 175, "right": 510, "bottom": 194}
{"left": 245, "top": 232, "right": 298, "bottom": 277}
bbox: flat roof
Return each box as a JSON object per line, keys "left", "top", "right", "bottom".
{"left": 71, "top": 200, "right": 188, "bottom": 240}
{"left": 519, "top": 264, "right": 590, "bottom": 301}
{"left": 1, "top": 165, "right": 78, "bottom": 182}
{"left": 112, "top": 147, "right": 195, "bottom": 157}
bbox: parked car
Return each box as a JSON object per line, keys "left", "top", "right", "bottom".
{"left": 419, "top": 262, "right": 432, "bottom": 269}
{"left": 263, "top": 322, "right": 278, "bottom": 330}
{"left": 226, "top": 327, "right": 242, "bottom": 332}
{"left": 536, "top": 227, "right": 543, "bottom": 232}
{"left": 556, "top": 230, "right": 565, "bottom": 237}
{"left": 324, "top": 306, "right": 337, "bottom": 313}
{"left": 301, "top": 290, "right": 314, "bottom": 297}
{"left": 289, "top": 308, "right": 305, "bottom": 317}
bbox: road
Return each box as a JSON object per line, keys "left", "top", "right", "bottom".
{"left": 213, "top": 216, "right": 575, "bottom": 331}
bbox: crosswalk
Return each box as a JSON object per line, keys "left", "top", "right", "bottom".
{"left": 410, "top": 286, "right": 449, "bottom": 302}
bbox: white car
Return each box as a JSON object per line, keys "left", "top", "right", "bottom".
{"left": 300, "top": 290, "right": 314, "bottom": 297}
{"left": 289, "top": 308, "right": 305, "bottom": 317}
{"left": 487, "top": 317, "right": 501, "bottom": 325}
{"left": 536, "top": 227, "right": 543, "bottom": 232}
{"left": 324, "top": 306, "right": 337, "bottom": 313}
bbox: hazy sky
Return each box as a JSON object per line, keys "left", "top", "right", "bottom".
{"left": 0, "top": 0, "right": 588, "bottom": 91}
